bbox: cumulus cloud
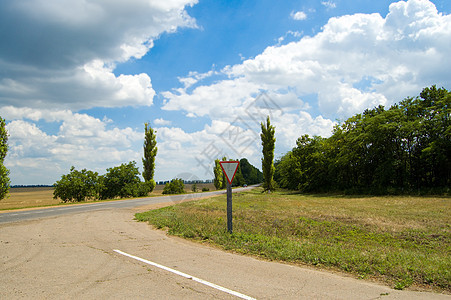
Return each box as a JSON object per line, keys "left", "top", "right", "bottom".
{"left": 154, "top": 118, "right": 172, "bottom": 126}
{"left": 163, "top": 0, "right": 451, "bottom": 121}
{"left": 0, "top": 0, "right": 197, "bottom": 110}
{"left": 4, "top": 109, "right": 143, "bottom": 184}
{"left": 291, "top": 11, "right": 307, "bottom": 21}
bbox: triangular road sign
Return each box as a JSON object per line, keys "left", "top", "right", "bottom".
{"left": 219, "top": 161, "right": 240, "bottom": 184}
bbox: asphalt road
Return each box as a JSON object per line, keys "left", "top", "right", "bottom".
{"left": 0, "top": 186, "right": 252, "bottom": 224}
{"left": 1, "top": 185, "right": 449, "bottom": 299}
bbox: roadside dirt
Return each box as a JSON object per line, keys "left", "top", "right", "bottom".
{"left": 1, "top": 207, "right": 449, "bottom": 299}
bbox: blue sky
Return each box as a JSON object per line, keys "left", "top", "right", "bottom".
{"left": 1, "top": 0, "right": 450, "bottom": 185}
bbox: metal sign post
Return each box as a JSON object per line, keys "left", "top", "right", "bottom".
{"left": 226, "top": 181, "right": 233, "bottom": 234}
{"left": 219, "top": 161, "right": 240, "bottom": 234}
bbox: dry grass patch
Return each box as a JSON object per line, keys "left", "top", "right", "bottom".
{"left": 1, "top": 183, "right": 217, "bottom": 210}
{"left": 0, "top": 187, "right": 58, "bottom": 210}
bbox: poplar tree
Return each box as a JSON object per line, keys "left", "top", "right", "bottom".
{"left": 142, "top": 122, "right": 157, "bottom": 189}
{"left": 213, "top": 159, "right": 223, "bottom": 190}
{"left": 261, "top": 116, "right": 276, "bottom": 192}
{"left": 221, "top": 156, "right": 227, "bottom": 189}
{"left": 0, "top": 116, "right": 10, "bottom": 200}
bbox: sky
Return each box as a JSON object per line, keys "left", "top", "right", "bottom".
{"left": 1, "top": 0, "right": 450, "bottom": 185}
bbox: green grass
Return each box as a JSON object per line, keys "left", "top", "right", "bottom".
{"left": 135, "top": 188, "right": 451, "bottom": 292}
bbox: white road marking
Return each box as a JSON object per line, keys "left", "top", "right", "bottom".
{"left": 114, "top": 249, "right": 256, "bottom": 300}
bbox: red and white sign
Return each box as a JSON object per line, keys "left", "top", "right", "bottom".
{"left": 219, "top": 161, "right": 240, "bottom": 184}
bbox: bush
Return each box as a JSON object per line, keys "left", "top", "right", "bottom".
{"left": 123, "top": 180, "right": 155, "bottom": 198}
{"left": 99, "top": 161, "right": 141, "bottom": 199}
{"left": 53, "top": 166, "right": 99, "bottom": 202}
{"left": 163, "top": 178, "right": 185, "bottom": 194}
{"left": 53, "top": 161, "right": 155, "bottom": 202}
{"left": 202, "top": 187, "right": 209, "bottom": 192}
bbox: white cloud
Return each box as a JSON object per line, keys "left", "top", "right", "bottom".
{"left": 154, "top": 118, "right": 172, "bottom": 126}
{"left": 321, "top": 1, "right": 336, "bottom": 9}
{"left": 4, "top": 109, "right": 143, "bottom": 184}
{"left": 163, "top": 0, "right": 451, "bottom": 121}
{"left": 291, "top": 11, "right": 307, "bottom": 21}
{"left": 152, "top": 109, "right": 335, "bottom": 181}
{"left": 0, "top": 0, "right": 197, "bottom": 110}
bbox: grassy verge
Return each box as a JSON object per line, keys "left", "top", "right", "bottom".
{"left": 135, "top": 188, "right": 450, "bottom": 292}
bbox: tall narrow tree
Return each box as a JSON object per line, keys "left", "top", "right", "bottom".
{"left": 0, "top": 116, "right": 10, "bottom": 200}
{"left": 213, "top": 159, "right": 223, "bottom": 190}
{"left": 261, "top": 116, "right": 276, "bottom": 192}
{"left": 142, "top": 122, "right": 157, "bottom": 185}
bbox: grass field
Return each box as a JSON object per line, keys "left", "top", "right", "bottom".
{"left": 135, "top": 187, "right": 451, "bottom": 292}
{"left": 0, "top": 183, "right": 215, "bottom": 210}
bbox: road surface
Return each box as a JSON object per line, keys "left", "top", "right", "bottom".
{"left": 1, "top": 191, "right": 449, "bottom": 299}
{"left": 0, "top": 187, "right": 253, "bottom": 224}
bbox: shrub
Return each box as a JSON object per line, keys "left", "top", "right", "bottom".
{"left": 202, "top": 187, "right": 209, "bottom": 192}
{"left": 53, "top": 166, "right": 99, "bottom": 202}
{"left": 163, "top": 178, "right": 185, "bottom": 194}
{"left": 123, "top": 180, "right": 155, "bottom": 198}
{"left": 99, "top": 161, "right": 141, "bottom": 199}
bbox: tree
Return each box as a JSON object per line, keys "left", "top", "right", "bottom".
{"left": 240, "top": 158, "right": 263, "bottom": 185}
{"left": 274, "top": 86, "right": 450, "bottom": 194}
{"left": 261, "top": 116, "right": 276, "bottom": 192}
{"left": 53, "top": 167, "right": 99, "bottom": 202}
{"left": 99, "top": 161, "right": 150, "bottom": 199}
{"left": 0, "top": 116, "right": 10, "bottom": 200}
{"left": 221, "top": 156, "right": 227, "bottom": 189}
{"left": 163, "top": 178, "right": 185, "bottom": 194}
{"left": 142, "top": 122, "right": 157, "bottom": 192}
{"left": 213, "top": 159, "right": 223, "bottom": 190}
{"left": 232, "top": 160, "right": 246, "bottom": 187}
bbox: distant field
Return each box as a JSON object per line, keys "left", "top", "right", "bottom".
{"left": 136, "top": 188, "right": 451, "bottom": 292}
{"left": 0, "top": 183, "right": 216, "bottom": 210}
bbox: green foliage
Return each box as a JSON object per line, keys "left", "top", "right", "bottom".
{"left": 213, "top": 159, "right": 223, "bottom": 190}
{"left": 240, "top": 158, "right": 263, "bottom": 185}
{"left": 202, "top": 187, "right": 210, "bottom": 192}
{"left": 221, "top": 156, "right": 227, "bottom": 189}
{"left": 0, "top": 116, "right": 10, "bottom": 200}
{"left": 191, "top": 183, "right": 198, "bottom": 192}
{"left": 53, "top": 166, "right": 99, "bottom": 202}
{"left": 99, "top": 161, "right": 144, "bottom": 199}
{"left": 275, "top": 86, "right": 451, "bottom": 194}
{"left": 142, "top": 122, "right": 157, "bottom": 186}
{"left": 163, "top": 178, "right": 185, "bottom": 194}
{"left": 53, "top": 161, "right": 153, "bottom": 202}
{"left": 122, "top": 180, "right": 155, "bottom": 198}
{"left": 261, "top": 116, "right": 276, "bottom": 192}
{"left": 232, "top": 159, "right": 246, "bottom": 187}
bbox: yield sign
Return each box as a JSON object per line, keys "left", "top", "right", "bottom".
{"left": 219, "top": 161, "right": 240, "bottom": 184}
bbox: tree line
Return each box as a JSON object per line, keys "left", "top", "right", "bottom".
{"left": 213, "top": 157, "right": 263, "bottom": 189}
{"left": 275, "top": 86, "right": 450, "bottom": 194}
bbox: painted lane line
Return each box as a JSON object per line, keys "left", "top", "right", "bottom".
{"left": 114, "top": 249, "right": 255, "bottom": 300}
